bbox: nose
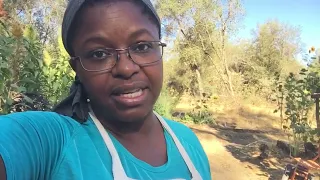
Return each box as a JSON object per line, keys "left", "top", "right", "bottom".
{"left": 111, "top": 51, "right": 140, "bottom": 79}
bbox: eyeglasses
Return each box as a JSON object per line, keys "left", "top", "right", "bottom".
{"left": 71, "top": 41, "right": 167, "bottom": 72}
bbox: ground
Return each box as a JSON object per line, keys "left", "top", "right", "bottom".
{"left": 193, "top": 124, "right": 282, "bottom": 180}
{"left": 180, "top": 103, "right": 320, "bottom": 180}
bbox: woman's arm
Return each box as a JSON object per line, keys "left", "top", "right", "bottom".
{"left": 0, "top": 111, "right": 75, "bottom": 180}
{"left": 0, "top": 156, "right": 5, "bottom": 180}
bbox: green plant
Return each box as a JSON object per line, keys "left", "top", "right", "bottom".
{"left": 180, "top": 93, "right": 215, "bottom": 125}
{"left": 0, "top": 20, "right": 73, "bottom": 114}
{"left": 274, "top": 68, "right": 320, "bottom": 144}
{"left": 273, "top": 72, "right": 286, "bottom": 129}
{"left": 154, "top": 88, "right": 178, "bottom": 118}
{"left": 0, "top": 21, "right": 38, "bottom": 113}
{"left": 41, "top": 35, "right": 74, "bottom": 104}
{"left": 284, "top": 70, "right": 312, "bottom": 134}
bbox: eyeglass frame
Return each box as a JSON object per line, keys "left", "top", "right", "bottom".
{"left": 70, "top": 41, "right": 167, "bottom": 72}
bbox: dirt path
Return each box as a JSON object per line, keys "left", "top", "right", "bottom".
{"left": 179, "top": 104, "right": 320, "bottom": 179}
{"left": 191, "top": 125, "right": 275, "bottom": 180}
{"left": 200, "top": 138, "right": 267, "bottom": 180}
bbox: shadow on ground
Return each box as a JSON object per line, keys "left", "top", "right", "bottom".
{"left": 190, "top": 107, "right": 291, "bottom": 179}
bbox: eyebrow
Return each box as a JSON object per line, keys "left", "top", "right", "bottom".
{"left": 82, "top": 35, "right": 110, "bottom": 48}
{"left": 82, "top": 28, "right": 157, "bottom": 47}
{"left": 128, "top": 28, "right": 157, "bottom": 41}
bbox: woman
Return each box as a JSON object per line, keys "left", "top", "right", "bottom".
{"left": 0, "top": 0, "right": 211, "bottom": 179}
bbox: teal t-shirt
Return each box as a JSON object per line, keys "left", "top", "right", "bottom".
{"left": 0, "top": 111, "right": 211, "bottom": 180}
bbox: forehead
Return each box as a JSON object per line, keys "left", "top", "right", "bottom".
{"left": 72, "top": 1, "right": 159, "bottom": 47}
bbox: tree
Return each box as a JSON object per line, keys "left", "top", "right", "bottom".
{"left": 156, "top": 0, "right": 216, "bottom": 98}
{"left": 213, "top": 0, "right": 244, "bottom": 96}
{"left": 250, "top": 20, "right": 303, "bottom": 76}
{"left": 239, "top": 20, "right": 303, "bottom": 99}
{"left": 156, "top": 0, "right": 244, "bottom": 97}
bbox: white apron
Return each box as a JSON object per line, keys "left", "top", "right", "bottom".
{"left": 89, "top": 111, "right": 203, "bottom": 180}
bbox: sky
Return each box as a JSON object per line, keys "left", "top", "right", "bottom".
{"left": 237, "top": 0, "right": 320, "bottom": 57}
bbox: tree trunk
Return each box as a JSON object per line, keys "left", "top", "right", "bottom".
{"left": 311, "top": 93, "right": 320, "bottom": 130}
{"left": 221, "top": 28, "right": 235, "bottom": 96}
{"left": 280, "top": 92, "right": 284, "bottom": 129}
{"left": 195, "top": 68, "right": 204, "bottom": 100}
{"left": 316, "top": 98, "right": 320, "bottom": 129}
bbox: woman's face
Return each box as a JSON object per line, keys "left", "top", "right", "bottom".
{"left": 71, "top": 1, "right": 163, "bottom": 122}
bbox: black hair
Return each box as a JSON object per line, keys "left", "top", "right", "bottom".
{"left": 67, "top": 0, "right": 161, "bottom": 56}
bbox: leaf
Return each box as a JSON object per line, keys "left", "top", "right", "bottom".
{"left": 53, "top": 82, "right": 60, "bottom": 91}
{"left": 20, "top": 78, "right": 36, "bottom": 85}
{"left": 17, "top": 86, "right": 26, "bottom": 93}
{"left": 5, "top": 98, "right": 13, "bottom": 106}
{"left": 297, "top": 80, "right": 304, "bottom": 84}
{"left": 22, "top": 95, "right": 34, "bottom": 104}
{"left": 43, "top": 49, "right": 52, "bottom": 66}
{"left": 10, "top": 84, "right": 19, "bottom": 90}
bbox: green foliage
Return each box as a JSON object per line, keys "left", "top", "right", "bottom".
{"left": 273, "top": 72, "right": 285, "bottom": 128}
{"left": 0, "top": 21, "right": 45, "bottom": 113}
{"left": 284, "top": 71, "right": 313, "bottom": 131}
{"left": 41, "top": 35, "right": 74, "bottom": 104}
{"left": 274, "top": 68, "right": 320, "bottom": 143}
{"left": 0, "top": 7, "right": 73, "bottom": 113}
{"left": 154, "top": 89, "right": 177, "bottom": 118}
{"left": 182, "top": 101, "right": 215, "bottom": 125}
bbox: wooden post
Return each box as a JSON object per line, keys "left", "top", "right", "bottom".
{"left": 317, "top": 98, "right": 320, "bottom": 129}
{"left": 311, "top": 93, "right": 320, "bottom": 129}
{"left": 311, "top": 93, "right": 320, "bottom": 180}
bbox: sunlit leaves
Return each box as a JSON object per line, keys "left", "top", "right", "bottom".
{"left": 274, "top": 68, "right": 320, "bottom": 143}
{"left": 43, "top": 49, "right": 52, "bottom": 66}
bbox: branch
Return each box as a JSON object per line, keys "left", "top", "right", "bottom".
{"left": 180, "top": 29, "right": 188, "bottom": 40}
{"left": 0, "top": 19, "right": 10, "bottom": 35}
{"left": 207, "top": 54, "right": 230, "bottom": 89}
{"left": 42, "top": 25, "right": 50, "bottom": 46}
{"left": 205, "top": 28, "right": 221, "bottom": 60}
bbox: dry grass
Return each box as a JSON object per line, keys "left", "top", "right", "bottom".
{"left": 176, "top": 95, "right": 319, "bottom": 179}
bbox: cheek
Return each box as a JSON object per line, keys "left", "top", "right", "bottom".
{"left": 76, "top": 66, "right": 109, "bottom": 95}
{"left": 145, "top": 63, "right": 163, "bottom": 93}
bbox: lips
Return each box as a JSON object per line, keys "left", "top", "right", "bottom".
{"left": 111, "top": 81, "right": 149, "bottom": 107}
{"left": 118, "top": 89, "right": 143, "bottom": 98}
{"left": 112, "top": 81, "right": 148, "bottom": 94}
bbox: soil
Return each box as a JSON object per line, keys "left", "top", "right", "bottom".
{"left": 186, "top": 106, "right": 320, "bottom": 180}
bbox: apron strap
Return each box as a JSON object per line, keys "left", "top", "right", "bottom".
{"left": 89, "top": 112, "right": 128, "bottom": 179}
{"left": 89, "top": 110, "right": 202, "bottom": 180}
{"left": 154, "top": 112, "right": 202, "bottom": 179}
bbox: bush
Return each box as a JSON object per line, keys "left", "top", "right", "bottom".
{"left": 154, "top": 88, "right": 177, "bottom": 118}
{"left": 182, "top": 110, "right": 215, "bottom": 125}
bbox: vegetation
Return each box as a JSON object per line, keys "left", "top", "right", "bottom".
{"left": 1, "top": 0, "right": 319, "bottom": 143}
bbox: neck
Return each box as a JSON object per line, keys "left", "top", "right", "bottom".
{"left": 90, "top": 106, "right": 158, "bottom": 139}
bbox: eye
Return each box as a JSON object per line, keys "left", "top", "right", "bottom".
{"left": 89, "top": 49, "right": 113, "bottom": 59}
{"left": 131, "top": 42, "right": 153, "bottom": 53}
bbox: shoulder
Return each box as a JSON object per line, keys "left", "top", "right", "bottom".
{"left": 2, "top": 111, "right": 69, "bottom": 121}
{"left": 0, "top": 111, "right": 82, "bottom": 136}
{"left": 0, "top": 111, "right": 84, "bottom": 179}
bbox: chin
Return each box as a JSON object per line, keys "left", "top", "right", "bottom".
{"left": 114, "top": 107, "right": 153, "bottom": 123}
